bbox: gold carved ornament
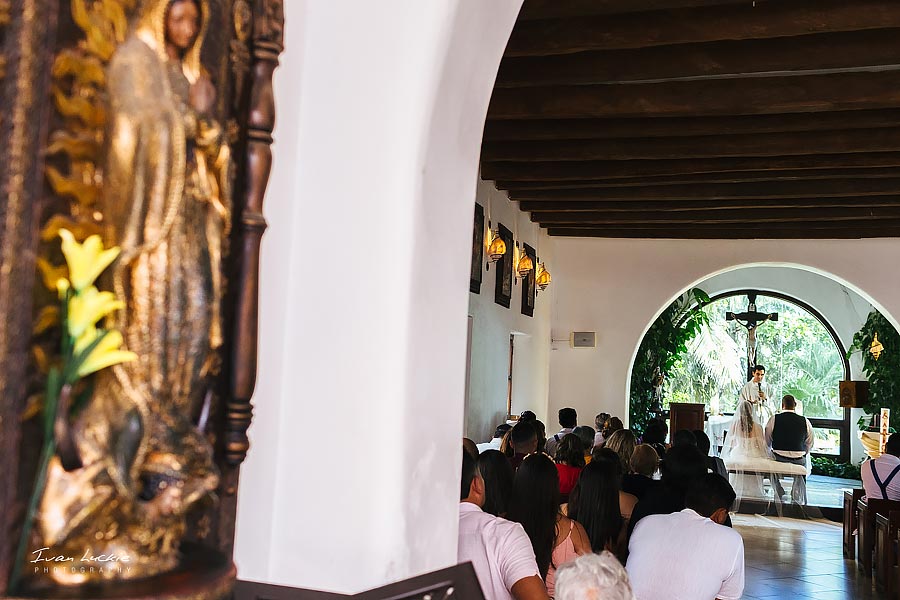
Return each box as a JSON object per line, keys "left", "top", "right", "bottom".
{"left": 25, "top": 0, "right": 230, "bottom": 589}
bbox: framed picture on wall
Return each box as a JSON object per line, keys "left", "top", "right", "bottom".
{"left": 521, "top": 243, "right": 536, "bottom": 317}
{"left": 494, "top": 223, "right": 513, "bottom": 308}
{"left": 470, "top": 204, "right": 484, "bottom": 293}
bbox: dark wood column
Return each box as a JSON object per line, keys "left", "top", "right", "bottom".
{"left": 0, "top": 0, "right": 57, "bottom": 592}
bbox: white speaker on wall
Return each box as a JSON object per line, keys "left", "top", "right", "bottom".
{"left": 570, "top": 331, "right": 596, "bottom": 348}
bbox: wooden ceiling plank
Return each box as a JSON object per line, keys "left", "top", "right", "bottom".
{"left": 532, "top": 206, "right": 900, "bottom": 225}
{"left": 517, "top": 0, "right": 751, "bottom": 20}
{"left": 506, "top": 1, "right": 900, "bottom": 56}
{"left": 482, "top": 128, "right": 900, "bottom": 162}
{"left": 521, "top": 197, "right": 900, "bottom": 213}
{"left": 548, "top": 219, "right": 900, "bottom": 230}
{"left": 497, "top": 30, "right": 900, "bottom": 87}
{"left": 483, "top": 110, "right": 900, "bottom": 141}
{"left": 487, "top": 71, "right": 900, "bottom": 120}
{"left": 497, "top": 169, "right": 900, "bottom": 190}
{"left": 480, "top": 154, "right": 900, "bottom": 181}
{"left": 510, "top": 179, "right": 900, "bottom": 202}
{"left": 545, "top": 227, "right": 900, "bottom": 239}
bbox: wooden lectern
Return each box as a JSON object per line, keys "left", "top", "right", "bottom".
{"left": 669, "top": 403, "right": 706, "bottom": 439}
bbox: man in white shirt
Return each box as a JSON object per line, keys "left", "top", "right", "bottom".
{"left": 862, "top": 433, "right": 900, "bottom": 500}
{"left": 627, "top": 473, "right": 744, "bottom": 600}
{"left": 458, "top": 449, "right": 549, "bottom": 600}
{"left": 477, "top": 424, "right": 512, "bottom": 454}
{"left": 593, "top": 412, "right": 611, "bottom": 448}
{"left": 739, "top": 364, "right": 774, "bottom": 425}
{"left": 764, "top": 394, "right": 814, "bottom": 504}
{"left": 545, "top": 407, "right": 577, "bottom": 458}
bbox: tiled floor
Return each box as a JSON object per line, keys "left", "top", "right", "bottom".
{"left": 735, "top": 515, "right": 887, "bottom": 599}
{"left": 805, "top": 475, "right": 863, "bottom": 508}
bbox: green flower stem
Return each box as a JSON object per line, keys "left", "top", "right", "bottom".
{"left": 9, "top": 413, "right": 58, "bottom": 593}
{"left": 9, "top": 358, "right": 62, "bottom": 594}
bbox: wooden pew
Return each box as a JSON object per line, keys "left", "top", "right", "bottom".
{"left": 875, "top": 510, "right": 900, "bottom": 597}
{"left": 858, "top": 498, "right": 900, "bottom": 574}
{"left": 844, "top": 489, "right": 865, "bottom": 559}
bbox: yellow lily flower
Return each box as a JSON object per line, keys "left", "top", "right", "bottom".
{"left": 58, "top": 229, "right": 120, "bottom": 292}
{"left": 55, "top": 278, "right": 70, "bottom": 301}
{"left": 66, "top": 286, "right": 124, "bottom": 339}
{"left": 73, "top": 328, "right": 137, "bottom": 379}
{"left": 72, "top": 324, "right": 99, "bottom": 357}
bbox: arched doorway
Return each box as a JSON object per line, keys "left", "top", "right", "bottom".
{"left": 664, "top": 289, "right": 852, "bottom": 461}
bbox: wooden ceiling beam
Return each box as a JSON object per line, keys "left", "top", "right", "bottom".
{"left": 547, "top": 220, "right": 900, "bottom": 229}
{"left": 517, "top": 0, "right": 751, "bottom": 20}
{"left": 483, "top": 110, "right": 900, "bottom": 142}
{"left": 521, "top": 197, "right": 900, "bottom": 213}
{"left": 488, "top": 71, "right": 900, "bottom": 120}
{"left": 481, "top": 154, "right": 900, "bottom": 181}
{"left": 497, "top": 30, "right": 900, "bottom": 88}
{"left": 545, "top": 226, "right": 900, "bottom": 239}
{"left": 506, "top": 1, "right": 900, "bottom": 56}
{"left": 532, "top": 207, "right": 900, "bottom": 225}
{"left": 510, "top": 179, "right": 900, "bottom": 202}
{"left": 497, "top": 169, "right": 900, "bottom": 190}
{"left": 482, "top": 128, "right": 900, "bottom": 162}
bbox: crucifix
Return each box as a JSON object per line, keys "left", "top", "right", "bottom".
{"left": 725, "top": 292, "right": 779, "bottom": 380}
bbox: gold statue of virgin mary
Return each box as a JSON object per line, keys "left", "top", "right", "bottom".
{"left": 34, "top": 0, "right": 229, "bottom": 584}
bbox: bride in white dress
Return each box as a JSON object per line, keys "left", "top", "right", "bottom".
{"left": 720, "top": 399, "right": 773, "bottom": 502}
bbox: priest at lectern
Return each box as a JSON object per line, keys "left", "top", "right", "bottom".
{"left": 739, "top": 364, "right": 774, "bottom": 425}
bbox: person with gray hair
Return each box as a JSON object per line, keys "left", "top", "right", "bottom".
{"left": 555, "top": 551, "right": 636, "bottom": 600}
{"left": 594, "top": 412, "right": 611, "bottom": 446}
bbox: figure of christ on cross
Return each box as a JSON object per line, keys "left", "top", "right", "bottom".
{"left": 727, "top": 292, "right": 779, "bottom": 424}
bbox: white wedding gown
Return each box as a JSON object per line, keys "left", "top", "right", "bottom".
{"left": 720, "top": 400, "right": 772, "bottom": 501}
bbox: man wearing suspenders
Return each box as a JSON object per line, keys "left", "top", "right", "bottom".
{"left": 862, "top": 433, "right": 900, "bottom": 501}
{"left": 545, "top": 407, "right": 577, "bottom": 459}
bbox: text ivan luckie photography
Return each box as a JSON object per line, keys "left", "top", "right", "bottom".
{"left": 30, "top": 547, "right": 133, "bottom": 575}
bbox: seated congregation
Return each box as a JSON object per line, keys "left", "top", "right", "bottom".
{"left": 458, "top": 409, "right": 748, "bottom": 600}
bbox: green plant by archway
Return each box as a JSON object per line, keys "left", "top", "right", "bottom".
{"left": 629, "top": 288, "right": 710, "bottom": 433}
{"left": 849, "top": 310, "right": 900, "bottom": 430}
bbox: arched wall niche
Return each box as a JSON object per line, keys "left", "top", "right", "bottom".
{"left": 624, "top": 263, "right": 890, "bottom": 463}
{"left": 631, "top": 264, "right": 880, "bottom": 379}
{"left": 548, "top": 238, "right": 900, "bottom": 466}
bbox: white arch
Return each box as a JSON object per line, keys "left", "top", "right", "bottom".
{"left": 620, "top": 261, "right": 896, "bottom": 463}
{"left": 625, "top": 261, "right": 897, "bottom": 405}
{"left": 548, "top": 237, "right": 900, "bottom": 439}
{"left": 235, "top": 1, "right": 524, "bottom": 593}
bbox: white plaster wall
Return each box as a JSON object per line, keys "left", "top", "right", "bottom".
{"left": 234, "top": 0, "right": 524, "bottom": 594}
{"left": 548, "top": 238, "right": 900, "bottom": 448}
{"left": 466, "top": 180, "right": 554, "bottom": 443}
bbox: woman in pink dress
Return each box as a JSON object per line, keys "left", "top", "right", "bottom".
{"left": 508, "top": 453, "right": 590, "bottom": 598}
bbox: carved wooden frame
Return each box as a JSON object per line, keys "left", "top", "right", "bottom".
{"left": 493, "top": 223, "right": 514, "bottom": 308}
{"left": 470, "top": 203, "right": 485, "bottom": 294}
{"left": 0, "top": 0, "right": 285, "bottom": 594}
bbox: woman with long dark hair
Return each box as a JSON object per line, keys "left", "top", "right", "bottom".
{"left": 568, "top": 459, "right": 627, "bottom": 561}
{"left": 508, "top": 453, "right": 590, "bottom": 597}
{"left": 477, "top": 449, "right": 514, "bottom": 517}
{"left": 554, "top": 433, "right": 585, "bottom": 501}
{"left": 590, "top": 447, "right": 639, "bottom": 520}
